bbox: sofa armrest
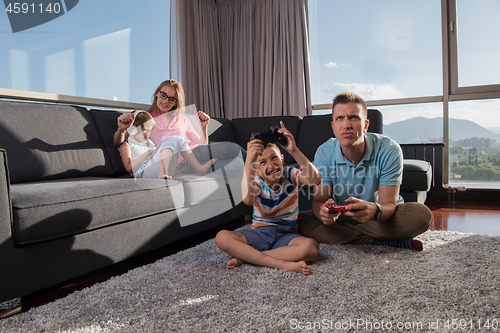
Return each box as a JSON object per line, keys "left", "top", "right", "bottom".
{"left": 0, "top": 148, "right": 18, "bottom": 303}
{"left": 400, "top": 143, "right": 445, "bottom": 190}
{"left": 401, "top": 159, "right": 432, "bottom": 192}
{"left": 0, "top": 149, "right": 13, "bottom": 243}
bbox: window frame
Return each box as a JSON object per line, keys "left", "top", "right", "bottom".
{"left": 0, "top": 0, "right": 171, "bottom": 111}
{"left": 2, "top": 0, "right": 500, "bottom": 187}
{"left": 0, "top": 87, "right": 149, "bottom": 110}
{"left": 447, "top": 0, "right": 500, "bottom": 97}
{"left": 312, "top": 0, "right": 500, "bottom": 187}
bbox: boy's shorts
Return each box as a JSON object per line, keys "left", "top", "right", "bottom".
{"left": 238, "top": 225, "right": 301, "bottom": 252}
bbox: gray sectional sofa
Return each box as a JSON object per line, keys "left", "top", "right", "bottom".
{"left": 0, "top": 100, "right": 433, "bottom": 304}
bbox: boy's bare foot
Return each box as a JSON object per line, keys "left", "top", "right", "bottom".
{"left": 226, "top": 257, "right": 243, "bottom": 270}
{"left": 283, "top": 261, "right": 311, "bottom": 275}
{"left": 158, "top": 174, "right": 172, "bottom": 179}
{"left": 196, "top": 158, "right": 218, "bottom": 174}
{"left": 226, "top": 258, "right": 311, "bottom": 275}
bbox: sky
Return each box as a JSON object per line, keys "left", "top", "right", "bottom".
{"left": 308, "top": 0, "right": 443, "bottom": 103}
{"left": 308, "top": 0, "right": 500, "bottom": 129}
{"left": 1, "top": 0, "right": 170, "bottom": 105}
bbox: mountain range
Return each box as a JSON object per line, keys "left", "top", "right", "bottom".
{"left": 383, "top": 117, "right": 500, "bottom": 144}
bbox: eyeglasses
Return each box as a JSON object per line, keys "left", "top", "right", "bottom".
{"left": 158, "top": 91, "right": 177, "bottom": 103}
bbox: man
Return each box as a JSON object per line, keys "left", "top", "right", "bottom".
{"left": 298, "top": 92, "right": 432, "bottom": 251}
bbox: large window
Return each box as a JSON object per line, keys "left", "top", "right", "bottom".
{"left": 309, "top": 0, "right": 442, "bottom": 105}
{"left": 447, "top": 0, "right": 500, "bottom": 188}
{"left": 0, "top": 0, "right": 170, "bottom": 105}
{"left": 448, "top": 99, "right": 500, "bottom": 189}
{"left": 455, "top": 0, "right": 500, "bottom": 89}
{"left": 309, "top": 0, "right": 500, "bottom": 189}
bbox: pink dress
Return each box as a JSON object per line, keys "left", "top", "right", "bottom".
{"left": 149, "top": 111, "right": 200, "bottom": 164}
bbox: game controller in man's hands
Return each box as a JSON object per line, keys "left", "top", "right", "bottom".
{"left": 250, "top": 125, "right": 288, "bottom": 146}
{"left": 327, "top": 204, "right": 353, "bottom": 213}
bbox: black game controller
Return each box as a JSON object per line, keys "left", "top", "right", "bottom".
{"left": 250, "top": 125, "right": 288, "bottom": 146}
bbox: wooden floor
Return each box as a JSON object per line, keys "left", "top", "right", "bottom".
{"left": 1, "top": 200, "right": 499, "bottom": 319}
{"left": 426, "top": 200, "right": 500, "bottom": 237}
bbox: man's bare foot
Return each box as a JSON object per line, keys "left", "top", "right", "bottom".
{"left": 196, "top": 158, "right": 218, "bottom": 174}
{"left": 282, "top": 261, "right": 311, "bottom": 275}
{"left": 226, "top": 257, "right": 243, "bottom": 270}
{"left": 158, "top": 174, "right": 172, "bottom": 179}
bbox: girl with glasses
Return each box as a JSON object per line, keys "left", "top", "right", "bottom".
{"left": 119, "top": 110, "right": 217, "bottom": 179}
{"left": 113, "top": 80, "right": 244, "bottom": 176}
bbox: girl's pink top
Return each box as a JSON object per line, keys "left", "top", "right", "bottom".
{"left": 149, "top": 111, "right": 200, "bottom": 164}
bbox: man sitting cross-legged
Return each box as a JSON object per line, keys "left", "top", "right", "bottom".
{"left": 215, "top": 121, "right": 321, "bottom": 275}
{"left": 298, "top": 92, "right": 432, "bottom": 251}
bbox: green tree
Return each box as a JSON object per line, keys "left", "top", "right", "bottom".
{"left": 484, "top": 153, "right": 500, "bottom": 166}
{"left": 450, "top": 147, "right": 466, "bottom": 154}
{"left": 468, "top": 147, "right": 480, "bottom": 155}
{"left": 451, "top": 164, "right": 500, "bottom": 181}
{"left": 452, "top": 165, "right": 476, "bottom": 179}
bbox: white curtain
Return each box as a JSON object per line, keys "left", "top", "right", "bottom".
{"left": 171, "top": 0, "right": 312, "bottom": 119}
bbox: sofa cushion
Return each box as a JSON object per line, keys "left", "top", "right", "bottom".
{"left": 401, "top": 159, "right": 432, "bottom": 192}
{"left": 297, "top": 114, "right": 334, "bottom": 162}
{"left": 208, "top": 118, "right": 236, "bottom": 143}
{"left": 176, "top": 173, "right": 242, "bottom": 205}
{"left": 0, "top": 101, "right": 113, "bottom": 184}
{"left": 400, "top": 190, "right": 428, "bottom": 204}
{"left": 10, "top": 177, "right": 183, "bottom": 246}
{"left": 174, "top": 170, "right": 245, "bottom": 226}
{"left": 367, "top": 109, "right": 383, "bottom": 134}
{"left": 89, "top": 109, "right": 130, "bottom": 176}
{"left": 232, "top": 116, "right": 301, "bottom": 164}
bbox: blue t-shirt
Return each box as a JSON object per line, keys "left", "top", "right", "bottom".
{"left": 314, "top": 133, "right": 403, "bottom": 205}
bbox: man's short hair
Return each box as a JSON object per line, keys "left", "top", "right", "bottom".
{"left": 332, "top": 92, "right": 367, "bottom": 116}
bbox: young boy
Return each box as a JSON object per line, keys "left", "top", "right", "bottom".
{"left": 119, "top": 111, "right": 216, "bottom": 179}
{"left": 215, "top": 121, "right": 322, "bottom": 275}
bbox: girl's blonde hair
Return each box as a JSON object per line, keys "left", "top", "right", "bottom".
{"left": 148, "top": 79, "right": 186, "bottom": 116}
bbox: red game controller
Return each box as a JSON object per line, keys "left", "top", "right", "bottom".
{"left": 327, "top": 204, "right": 352, "bottom": 213}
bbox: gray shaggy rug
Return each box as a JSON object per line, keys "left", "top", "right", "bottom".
{"left": 1, "top": 230, "right": 499, "bottom": 332}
